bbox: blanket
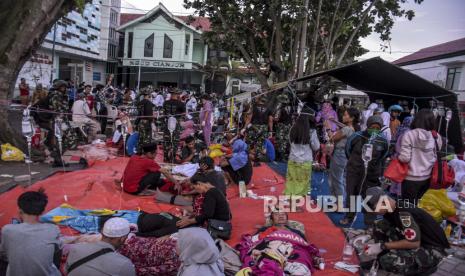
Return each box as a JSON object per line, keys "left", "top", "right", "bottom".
{"left": 118, "top": 235, "right": 180, "bottom": 276}
{"left": 236, "top": 228, "right": 320, "bottom": 276}
{"left": 41, "top": 204, "right": 140, "bottom": 234}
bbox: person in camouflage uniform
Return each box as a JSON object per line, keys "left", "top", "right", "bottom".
{"left": 273, "top": 94, "right": 293, "bottom": 161}
{"left": 162, "top": 89, "right": 185, "bottom": 163}
{"left": 136, "top": 91, "right": 154, "bottom": 153}
{"left": 362, "top": 187, "right": 449, "bottom": 275}
{"left": 245, "top": 96, "right": 273, "bottom": 163}
{"left": 48, "top": 80, "right": 78, "bottom": 166}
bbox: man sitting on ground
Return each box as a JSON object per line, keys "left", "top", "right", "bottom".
{"left": 122, "top": 143, "right": 179, "bottom": 195}
{"left": 178, "top": 136, "right": 201, "bottom": 164}
{"left": 66, "top": 218, "right": 136, "bottom": 276}
{"left": 0, "top": 190, "right": 62, "bottom": 276}
{"left": 362, "top": 187, "right": 449, "bottom": 275}
{"left": 190, "top": 156, "right": 227, "bottom": 195}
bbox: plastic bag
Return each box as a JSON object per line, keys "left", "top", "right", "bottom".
{"left": 419, "top": 189, "right": 456, "bottom": 222}
{"left": 1, "top": 143, "right": 24, "bottom": 161}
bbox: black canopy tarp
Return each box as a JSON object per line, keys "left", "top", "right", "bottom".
{"left": 297, "top": 57, "right": 462, "bottom": 152}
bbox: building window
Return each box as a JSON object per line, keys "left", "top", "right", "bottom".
{"left": 163, "top": 34, "right": 173, "bottom": 58}
{"left": 144, "top": 33, "right": 154, "bottom": 57}
{"left": 185, "top": 34, "right": 190, "bottom": 55}
{"left": 118, "top": 34, "right": 125, "bottom": 57}
{"left": 446, "top": 67, "right": 462, "bottom": 90}
{"left": 127, "top": 32, "right": 133, "bottom": 58}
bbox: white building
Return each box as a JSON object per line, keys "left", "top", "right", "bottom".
{"left": 393, "top": 37, "right": 465, "bottom": 100}
{"left": 15, "top": 0, "right": 121, "bottom": 94}
{"left": 393, "top": 37, "right": 465, "bottom": 139}
{"left": 117, "top": 4, "right": 211, "bottom": 91}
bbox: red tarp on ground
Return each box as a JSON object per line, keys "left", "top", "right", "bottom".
{"left": 0, "top": 158, "right": 356, "bottom": 275}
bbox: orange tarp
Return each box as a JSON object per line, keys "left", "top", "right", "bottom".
{"left": 0, "top": 157, "right": 356, "bottom": 275}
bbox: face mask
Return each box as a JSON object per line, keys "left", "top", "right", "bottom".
{"left": 367, "top": 128, "right": 380, "bottom": 136}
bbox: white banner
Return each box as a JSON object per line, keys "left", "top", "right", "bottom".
{"left": 122, "top": 59, "right": 192, "bottom": 69}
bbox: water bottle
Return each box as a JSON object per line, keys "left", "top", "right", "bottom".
{"left": 239, "top": 181, "right": 246, "bottom": 198}
{"left": 342, "top": 244, "right": 354, "bottom": 261}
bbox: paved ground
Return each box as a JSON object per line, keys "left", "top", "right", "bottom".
{"left": 433, "top": 247, "right": 465, "bottom": 276}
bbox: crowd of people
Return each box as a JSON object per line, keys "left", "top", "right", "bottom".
{"left": 6, "top": 78, "right": 456, "bottom": 275}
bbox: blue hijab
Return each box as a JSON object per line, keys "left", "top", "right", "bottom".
{"left": 229, "top": 139, "right": 248, "bottom": 171}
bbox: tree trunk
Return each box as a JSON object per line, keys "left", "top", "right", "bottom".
{"left": 289, "top": 25, "right": 301, "bottom": 77}
{"left": 308, "top": 0, "right": 322, "bottom": 74}
{"left": 215, "top": 6, "right": 269, "bottom": 89}
{"left": 0, "top": 0, "right": 76, "bottom": 147}
{"left": 335, "top": 0, "right": 378, "bottom": 66}
{"left": 297, "top": 0, "right": 310, "bottom": 79}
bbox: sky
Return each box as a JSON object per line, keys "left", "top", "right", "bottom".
{"left": 124, "top": 0, "right": 465, "bottom": 62}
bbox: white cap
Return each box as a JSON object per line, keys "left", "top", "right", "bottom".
{"left": 102, "top": 218, "right": 130, "bottom": 238}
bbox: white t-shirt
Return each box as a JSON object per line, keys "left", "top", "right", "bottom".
{"left": 72, "top": 99, "right": 92, "bottom": 123}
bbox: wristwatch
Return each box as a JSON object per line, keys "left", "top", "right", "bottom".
{"left": 380, "top": 242, "right": 387, "bottom": 251}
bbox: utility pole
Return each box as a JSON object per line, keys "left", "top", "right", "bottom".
{"left": 297, "top": 0, "right": 309, "bottom": 79}
{"left": 50, "top": 23, "right": 57, "bottom": 85}
{"left": 137, "top": 59, "right": 141, "bottom": 92}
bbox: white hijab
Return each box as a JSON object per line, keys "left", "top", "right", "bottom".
{"left": 361, "top": 103, "right": 378, "bottom": 130}
{"left": 177, "top": 228, "right": 224, "bottom": 276}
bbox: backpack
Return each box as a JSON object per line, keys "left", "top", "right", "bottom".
{"left": 31, "top": 93, "right": 53, "bottom": 123}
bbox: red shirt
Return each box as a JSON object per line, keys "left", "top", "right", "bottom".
{"left": 122, "top": 155, "right": 161, "bottom": 193}
{"left": 19, "top": 84, "right": 29, "bottom": 96}
{"left": 86, "top": 95, "right": 95, "bottom": 110}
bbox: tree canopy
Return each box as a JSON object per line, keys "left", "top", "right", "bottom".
{"left": 184, "top": 0, "right": 423, "bottom": 88}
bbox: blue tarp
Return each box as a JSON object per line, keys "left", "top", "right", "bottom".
{"left": 41, "top": 205, "right": 140, "bottom": 234}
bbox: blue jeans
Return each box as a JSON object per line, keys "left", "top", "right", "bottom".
{"left": 328, "top": 148, "right": 347, "bottom": 198}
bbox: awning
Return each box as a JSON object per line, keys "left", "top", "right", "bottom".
{"left": 296, "top": 57, "right": 463, "bottom": 152}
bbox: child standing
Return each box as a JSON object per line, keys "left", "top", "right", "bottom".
{"left": 284, "top": 113, "right": 320, "bottom": 197}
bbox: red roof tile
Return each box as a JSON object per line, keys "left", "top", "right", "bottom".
{"left": 120, "top": 13, "right": 144, "bottom": 26}
{"left": 119, "top": 13, "right": 211, "bottom": 32}
{"left": 393, "top": 37, "right": 465, "bottom": 65}
{"left": 176, "top": 16, "right": 211, "bottom": 32}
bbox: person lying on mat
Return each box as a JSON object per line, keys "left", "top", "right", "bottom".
{"left": 66, "top": 218, "right": 136, "bottom": 276}
{"left": 122, "top": 143, "right": 179, "bottom": 195}
{"left": 190, "top": 156, "right": 227, "bottom": 195}
{"left": 220, "top": 138, "right": 253, "bottom": 185}
{"left": 0, "top": 189, "right": 62, "bottom": 276}
{"left": 256, "top": 210, "right": 307, "bottom": 241}
{"left": 176, "top": 180, "right": 231, "bottom": 229}
{"left": 236, "top": 209, "right": 322, "bottom": 275}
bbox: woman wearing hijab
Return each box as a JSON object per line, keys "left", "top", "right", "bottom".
{"left": 316, "top": 102, "right": 339, "bottom": 133}
{"left": 361, "top": 103, "right": 378, "bottom": 131}
{"left": 177, "top": 227, "right": 224, "bottom": 276}
{"left": 380, "top": 111, "right": 392, "bottom": 142}
{"left": 220, "top": 138, "right": 253, "bottom": 185}
{"left": 200, "top": 94, "right": 213, "bottom": 146}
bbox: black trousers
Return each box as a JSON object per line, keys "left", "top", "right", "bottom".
{"left": 345, "top": 166, "right": 379, "bottom": 226}
{"left": 401, "top": 179, "right": 430, "bottom": 206}
{"left": 222, "top": 160, "right": 253, "bottom": 185}
{"left": 136, "top": 172, "right": 163, "bottom": 194}
{"left": 97, "top": 107, "right": 108, "bottom": 134}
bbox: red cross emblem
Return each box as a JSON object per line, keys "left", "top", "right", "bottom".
{"left": 403, "top": 228, "right": 416, "bottom": 240}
